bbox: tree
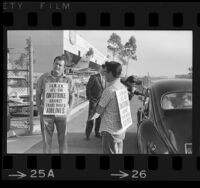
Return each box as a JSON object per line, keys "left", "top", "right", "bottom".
{"left": 118, "top": 36, "right": 137, "bottom": 75}
{"left": 15, "top": 53, "right": 27, "bottom": 68}
{"left": 107, "top": 33, "right": 123, "bottom": 61}
{"left": 107, "top": 34, "right": 137, "bottom": 76}
{"left": 25, "top": 37, "right": 36, "bottom": 65}
{"left": 24, "top": 37, "right": 31, "bottom": 54}
{"left": 14, "top": 37, "right": 36, "bottom": 71}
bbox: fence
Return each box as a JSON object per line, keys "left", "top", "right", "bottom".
{"left": 7, "top": 42, "right": 89, "bottom": 136}
{"left": 7, "top": 39, "right": 34, "bottom": 135}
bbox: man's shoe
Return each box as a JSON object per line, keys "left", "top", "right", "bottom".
{"left": 85, "top": 136, "right": 90, "bottom": 141}
{"left": 95, "top": 133, "right": 101, "bottom": 138}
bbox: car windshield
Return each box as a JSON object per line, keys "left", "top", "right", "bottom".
{"left": 161, "top": 92, "right": 192, "bottom": 110}
{"left": 8, "top": 78, "right": 28, "bottom": 88}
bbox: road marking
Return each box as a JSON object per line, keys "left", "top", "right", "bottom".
{"left": 7, "top": 139, "right": 17, "bottom": 143}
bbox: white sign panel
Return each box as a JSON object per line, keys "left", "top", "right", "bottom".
{"left": 116, "top": 88, "right": 133, "bottom": 130}
{"left": 43, "top": 83, "right": 68, "bottom": 116}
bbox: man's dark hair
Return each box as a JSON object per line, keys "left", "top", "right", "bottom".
{"left": 101, "top": 64, "right": 106, "bottom": 69}
{"left": 126, "top": 75, "right": 142, "bottom": 85}
{"left": 105, "top": 61, "right": 122, "bottom": 78}
{"left": 53, "top": 56, "right": 66, "bottom": 63}
{"left": 126, "top": 75, "right": 135, "bottom": 83}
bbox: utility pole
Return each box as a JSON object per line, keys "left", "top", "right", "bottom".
{"left": 147, "top": 72, "right": 150, "bottom": 87}
{"left": 7, "top": 48, "right": 14, "bottom": 70}
{"left": 28, "top": 38, "right": 34, "bottom": 134}
{"left": 125, "top": 59, "right": 129, "bottom": 77}
{"left": 7, "top": 48, "right": 10, "bottom": 69}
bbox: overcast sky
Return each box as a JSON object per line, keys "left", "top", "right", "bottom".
{"left": 8, "top": 30, "right": 192, "bottom": 77}
{"left": 76, "top": 30, "right": 192, "bottom": 77}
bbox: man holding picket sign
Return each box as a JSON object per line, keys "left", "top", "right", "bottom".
{"left": 36, "top": 56, "right": 75, "bottom": 153}
{"left": 89, "top": 61, "right": 132, "bottom": 154}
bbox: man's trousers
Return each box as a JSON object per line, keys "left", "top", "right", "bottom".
{"left": 43, "top": 116, "right": 67, "bottom": 153}
{"left": 101, "top": 131, "right": 123, "bottom": 154}
{"left": 85, "top": 116, "right": 101, "bottom": 138}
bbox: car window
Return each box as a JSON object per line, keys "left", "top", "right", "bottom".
{"left": 143, "top": 88, "right": 150, "bottom": 105}
{"left": 148, "top": 96, "right": 152, "bottom": 116}
{"left": 143, "top": 89, "right": 150, "bottom": 116}
{"left": 8, "top": 78, "right": 28, "bottom": 88}
{"left": 161, "top": 92, "right": 192, "bottom": 110}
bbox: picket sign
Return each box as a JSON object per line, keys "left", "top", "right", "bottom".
{"left": 43, "top": 83, "right": 69, "bottom": 116}
{"left": 116, "top": 88, "right": 133, "bottom": 130}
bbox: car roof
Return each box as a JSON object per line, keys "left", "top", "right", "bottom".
{"left": 151, "top": 79, "right": 192, "bottom": 95}
{"left": 149, "top": 79, "right": 192, "bottom": 118}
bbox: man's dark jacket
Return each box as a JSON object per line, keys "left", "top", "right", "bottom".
{"left": 86, "top": 73, "right": 104, "bottom": 117}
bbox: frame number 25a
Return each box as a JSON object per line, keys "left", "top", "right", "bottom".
{"left": 30, "top": 169, "right": 55, "bottom": 179}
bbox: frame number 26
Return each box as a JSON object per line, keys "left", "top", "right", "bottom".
{"left": 132, "top": 170, "right": 147, "bottom": 179}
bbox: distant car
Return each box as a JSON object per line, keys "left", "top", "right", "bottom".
{"left": 7, "top": 76, "right": 38, "bottom": 116}
{"left": 137, "top": 79, "right": 192, "bottom": 154}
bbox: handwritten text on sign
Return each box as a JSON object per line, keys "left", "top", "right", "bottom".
{"left": 116, "top": 88, "right": 132, "bottom": 129}
{"left": 43, "top": 83, "right": 68, "bottom": 115}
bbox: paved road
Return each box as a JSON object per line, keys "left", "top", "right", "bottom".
{"left": 25, "top": 97, "right": 143, "bottom": 154}
{"left": 7, "top": 97, "right": 143, "bottom": 154}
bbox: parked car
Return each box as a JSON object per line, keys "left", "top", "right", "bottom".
{"left": 7, "top": 76, "right": 38, "bottom": 116}
{"left": 137, "top": 79, "right": 192, "bottom": 154}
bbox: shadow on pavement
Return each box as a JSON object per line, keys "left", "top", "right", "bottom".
{"left": 26, "top": 132, "right": 102, "bottom": 154}
{"left": 26, "top": 131, "right": 138, "bottom": 154}
{"left": 123, "top": 132, "right": 138, "bottom": 154}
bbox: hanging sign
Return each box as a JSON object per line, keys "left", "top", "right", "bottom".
{"left": 116, "top": 88, "right": 133, "bottom": 129}
{"left": 43, "top": 83, "right": 68, "bottom": 116}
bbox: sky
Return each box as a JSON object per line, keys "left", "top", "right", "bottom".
{"left": 76, "top": 30, "right": 192, "bottom": 77}
{"left": 7, "top": 30, "right": 192, "bottom": 77}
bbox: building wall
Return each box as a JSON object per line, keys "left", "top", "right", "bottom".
{"left": 63, "top": 31, "right": 106, "bottom": 65}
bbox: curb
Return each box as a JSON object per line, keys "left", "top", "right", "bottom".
{"left": 7, "top": 101, "right": 89, "bottom": 138}
{"left": 7, "top": 128, "right": 28, "bottom": 138}
{"left": 71, "top": 101, "right": 89, "bottom": 115}
{"left": 67, "top": 101, "right": 89, "bottom": 122}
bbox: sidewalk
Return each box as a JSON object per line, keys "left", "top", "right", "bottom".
{"left": 7, "top": 101, "right": 89, "bottom": 153}
{"left": 25, "top": 104, "right": 103, "bottom": 154}
{"left": 7, "top": 135, "right": 42, "bottom": 153}
{"left": 7, "top": 98, "right": 140, "bottom": 154}
{"left": 7, "top": 101, "right": 89, "bottom": 137}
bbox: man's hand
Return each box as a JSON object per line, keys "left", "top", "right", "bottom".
{"left": 89, "top": 113, "right": 100, "bottom": 121}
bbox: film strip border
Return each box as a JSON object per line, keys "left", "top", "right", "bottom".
{"left": 2, "top": 2, "right": 200, "bottom": 28}
{"left": 2, "top": 2, "right": 200, "bottom": 181}
{"left": 2, "top": 155, "right": 200, "bottom": 180}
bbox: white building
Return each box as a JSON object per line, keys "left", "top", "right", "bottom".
{"left": 8, "top": 30, "right": 106, "bottom": 74}
{"left": 64, "top": 31, "right": 106, "bottom": 66}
